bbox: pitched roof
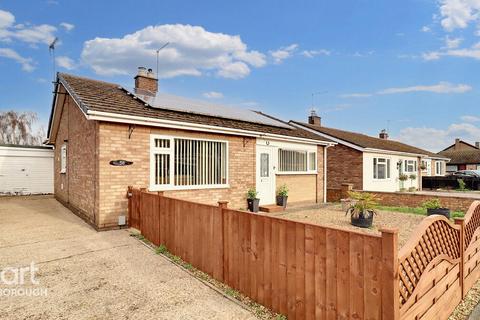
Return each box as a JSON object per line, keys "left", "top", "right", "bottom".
{"left": 291, "top": 121, "right": 445, "bottom": 158}
{"left": 54, "top": 73, "right": 333, "bottom": 143}
{"left": 440, "top": 140, "right": 479, "bottom": 152}
{"left": 438, "top": 149, "right": 480, "bottom": 164}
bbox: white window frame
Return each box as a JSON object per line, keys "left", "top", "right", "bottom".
{"left": 149, "top": 134, "right": 229, "bottom": 191}
{"left": 404, "top": 159, "right": 417, "bottom": 173}
{"left": 277, "top": 148, "right": 317, "bottom": 175}
{"left": 60, "top": 144, "right": 67, "bottom": 174}
{"left": 373, "top": 157, "right": 391, "bottom": 180}
{"left": 435, "top": 161, "right": 444, "bottom": 176}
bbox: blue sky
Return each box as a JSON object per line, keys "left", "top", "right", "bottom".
{"left": 0, "top": 0, "right": 479, "bottom": 151}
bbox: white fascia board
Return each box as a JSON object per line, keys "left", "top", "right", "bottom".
{"left": 87, "top": 110, "right": 330, "bottom": 146}
{"left": 290, "top": 123, "right": 359, "bottom": 151}
{"left": 364, "top": 148, "right": 427, "bottom": 158}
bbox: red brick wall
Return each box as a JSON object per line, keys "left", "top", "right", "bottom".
{"left": 54, "top": 88, "right": 98, "bottom": 225}
{"left": 327, "top": 144, "right": 363, "bottom": 190}
{"left": 358, "top": 190, "right": 475, "bottom": 212}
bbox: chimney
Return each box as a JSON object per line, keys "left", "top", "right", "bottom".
{"left": 379, "top": 129, "right": 389, "bottom": 140}
{"left": 308, "top": 110, "right": 321, "bottom": 126}
{"left": 134, "top": 67, "right": 158, "bottom": 95}
{"left": 476, "top": 142, "right": 480, "bottom": 149}
{"left": 455, "top": 138, "right": 460, "bottom": 150}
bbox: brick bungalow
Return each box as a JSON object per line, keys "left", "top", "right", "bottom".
{"left": 438, "top": 139, "right": 480, "bottom": 173}
{"left": 291, "top": 113, "right": 449, "bottom": 198}
{"left": 46, "top": 69, "right": 334, "bottom": 230}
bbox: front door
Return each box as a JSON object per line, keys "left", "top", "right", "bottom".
{"left": 256, "top": 145, "right": 276, "bottom": 205}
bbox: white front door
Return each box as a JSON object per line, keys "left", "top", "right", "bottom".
{"left": 256, "top": 145, "right": 276, "bottom": 205}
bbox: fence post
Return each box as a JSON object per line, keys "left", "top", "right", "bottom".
{"left": 455, "top": 218, "right": 465, "bottom": 299}
{"left": 218, "top": 201, "right": 228, "bottom": 282}
{"left": 127, "top": 186, "right": 133, "bottom": 227}
{"left": 380, "top": 228, "right": 399, "bottom": 320}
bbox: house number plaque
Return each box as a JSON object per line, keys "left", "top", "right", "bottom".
{"left": 109, "top": 160, "right": 133, "bottom": 166}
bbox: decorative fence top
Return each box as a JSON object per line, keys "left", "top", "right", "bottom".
{"left": 463, "top": 200, "right": 480, "bottom": 248}
{"left": 397, "top": 215, "right": 461, "bottom": 307}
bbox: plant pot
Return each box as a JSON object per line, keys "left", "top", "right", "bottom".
{"left": 427, "top": 208, "right": 450, "bottom": 219}
{"left": 247, "top": 198, "right": 260, "bottom": 212}
{"left": 351, "top": 212, "right": 374, "bottom": 228}
{"left": 276, "top": 195, "right": 288, "bottom": 208}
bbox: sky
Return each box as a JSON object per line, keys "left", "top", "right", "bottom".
{"left": 0, "top": 0, "right": 479, "bottom": 152}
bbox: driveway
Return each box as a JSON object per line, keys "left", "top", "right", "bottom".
{"left": 0, "top": 196, "right": 255, "bottom": 320}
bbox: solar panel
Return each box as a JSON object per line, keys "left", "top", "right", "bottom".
{"left": 124, "top": 88, "right": 292, "bottom": 129}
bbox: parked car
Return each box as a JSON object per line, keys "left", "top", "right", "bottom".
{"left": 448, "top": 170, "right": 480, "bottom": 178}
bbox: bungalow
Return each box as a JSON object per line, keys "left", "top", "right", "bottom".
{"left": 46, "top": 68, "right": 333, "bottom": 230}
{"left": 438, "top": 139, "right": 480, "bottom": 173}
{"left": 291, "top": 113, "right": 449, "bottom": 196}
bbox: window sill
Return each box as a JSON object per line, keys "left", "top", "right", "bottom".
{"left": 149, "top": 184, "right": 230, "bottom": 192}
{"left": 276, "top": 171, "right": 317, "bottom": 175}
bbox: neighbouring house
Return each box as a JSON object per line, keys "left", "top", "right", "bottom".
{"left": 438, "top": 139, "right": 480, "bottom": 173}
{"left": 0, "top": 144, "right": 54, "bottom": 195}
{"left": 46, "top": 68, "right": 334, "bottom": 230}
{"left": 290, "top": 113, "right": 449, "bottom": 197}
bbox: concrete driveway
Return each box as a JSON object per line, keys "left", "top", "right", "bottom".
{"left": 0, "top": 196, "right": 255, "bottom": 320}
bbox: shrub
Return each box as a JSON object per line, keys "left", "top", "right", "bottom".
{"left": 277, "top": 184, "right": 288, "bottom": 196}
{"left": 246, "top": 187, "right": 258, "bottom": 199}
{"left": 409, "top": 174, "right": 417, "bottom": 180}
{"left": 399, "top": 174, "right": 409, "bottom": 181}
{"left": 422, "top": 198, "right": 442, "bottom": 210}
{"left": 457, "top": 179, "right": 468, "bottom": 191}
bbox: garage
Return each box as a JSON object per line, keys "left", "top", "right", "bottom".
{"left": 0, "top": 145, "right": 54, "bottom": 195}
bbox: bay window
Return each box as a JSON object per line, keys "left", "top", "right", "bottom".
{"left": 373, "top": 157, "right": 390, "bottom": 179}
{"left": 278, "top": 149, "right": 317, "bottom": 173}
{"left": 151, "top": 135, "right": 228, "bottom": 189}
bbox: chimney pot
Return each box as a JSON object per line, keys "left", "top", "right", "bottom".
{"left": 455, "top": 138, "right": 460, "bottom": 150}
{"left": 379, "top": 129, "right": 389, "bottom": 140}
{"left": 308, "top": 110, "right": 321, "bottom": 126}
{"left": 135, "top": 66, "right": 158, "bottom": 95}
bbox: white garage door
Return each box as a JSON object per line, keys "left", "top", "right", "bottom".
{"left": 0, "top": 146, "right": 54, "bottom": 195}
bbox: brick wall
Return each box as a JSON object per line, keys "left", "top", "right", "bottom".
{"left": 327, "top": 143, "right": 363, "bottom": 190}
{"left": 276, "top": 174, "right": 316, "bottom": 203}
{"left": 359, "top": 190, "right": 475, "bottom": 212}
{"left": 97, "top": 123, "right": 256, "bottom": 228}
{"left": 54, "top": 91, "right": 98, "bottom": 225}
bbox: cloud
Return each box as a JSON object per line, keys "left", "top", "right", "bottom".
{"left": 342, "top": 81, "right": 472, "bottom": 98}
{"left": 301, "top": 49, "right": 331, "bottom": 58}
{"left": 0, "top": 48, "right": 34, "bottom": 71}
{"left": 461, "top": 115, "right": 480, "bottom": 122}
{"left": 56, "top": 55, "right": 76, "bottom": 70}
{"left": 60, "top": 22, "right": 74, "bottom": 32}
{"left": 422, "top": 51, "right": 442, "bottom": 60}
{"left": 421, "top": 26, "right": 431, "bottom": 32}
{"left": 439, "top": 0, "right": 480, "bottom": 32}
{"left": 81, "top": 24, "right": 266, "bottom": 79}
{"left": 378, "top": 82, "right": 471, "bottom": 94}
{"left": 395, "top": 122, "right": 480, "bottom": 151}
{"left": 202, "top": 91, "right": 223, "bottom": 99}
{"left": 269, "top": 44, "right": 298, "bottom": 64}
{"left": 445, "top": 36, "right": 463, "bottom": 48}
{"left": 0, "top": 9, "right": 57, "bottom": 45}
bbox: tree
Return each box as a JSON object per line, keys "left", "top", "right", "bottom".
{"left": 0, "top": 110, "right": 45, "bottom": 146}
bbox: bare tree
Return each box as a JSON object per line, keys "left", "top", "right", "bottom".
{"left": 0, "top": 110, "right": 46, "bottom": 146}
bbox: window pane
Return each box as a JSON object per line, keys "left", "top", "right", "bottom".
{"left": 155, "top": 154, "right": 170, "bottom": 185}
{"left": 155, "top": 138, "right": 170, "bottom": 148}
{"left": 373, "top": 158, "right": 377, "bottom": 179}
{"left": 278, "top": 149, "right": 308, "bottom": 172}
{"left": 387, "top": 159, "right": 390, "bottom": 178}
{"left": 260, "top": 153, "right": 269, "bottom": 177}
{"left": 378, "top": 164, "right": 386, "bottom": 179}
{"left": 309, "top": 152, "right": 316, "bottom": 171}
{"left": 173, "top": 138, "right": 227, "bottom": 186}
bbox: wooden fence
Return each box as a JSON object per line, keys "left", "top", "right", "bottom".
{"left": 127, "top": 187, "right": 480, "bottom": 320}
{"left": 128, "top": 187, "right": 396, "bottom": 319}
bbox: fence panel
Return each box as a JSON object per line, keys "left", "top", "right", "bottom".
{"left": 462, "top": 200, "right": 480, "bottom": 292}
{"left": 398, "top": 215, "right": 462, "bottom": 320}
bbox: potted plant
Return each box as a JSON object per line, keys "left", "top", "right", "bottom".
{"left": 276, "top": 184, "right": 289, "bottom": 208}
{"left": 408, "top": 174, "right": 417, "bottom": 192}
{"left": 420, "top": 163, "right": 427, "bottom": 171}
{"left": 345, "top": 191, "right": 378, "bottom": 228}
{"left": 246, "top": 188, "right": 260, "bottom": 212}
{"left": 422, "top": 198, "right": 450, "bottom": 218}
{"left": 399, "top": 173, "right": 408, "bottom": 191}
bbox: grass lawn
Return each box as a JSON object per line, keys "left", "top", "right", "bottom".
{"left": 376, "top": 205, "right": 465, "bottom": 219}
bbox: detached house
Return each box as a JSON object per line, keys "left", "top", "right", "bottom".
{"left": 438, "top": 139, "right": 480, "bottom": 173}
{"left": 46, "top": 68, "right": 333, "bottom": 230}
{"left": 291, "top": 113, "right": 449, "bottom": 197}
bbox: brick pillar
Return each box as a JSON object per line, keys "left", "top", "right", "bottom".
{"left": 341, "top": 183, "right": 354, "bottom": 199}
